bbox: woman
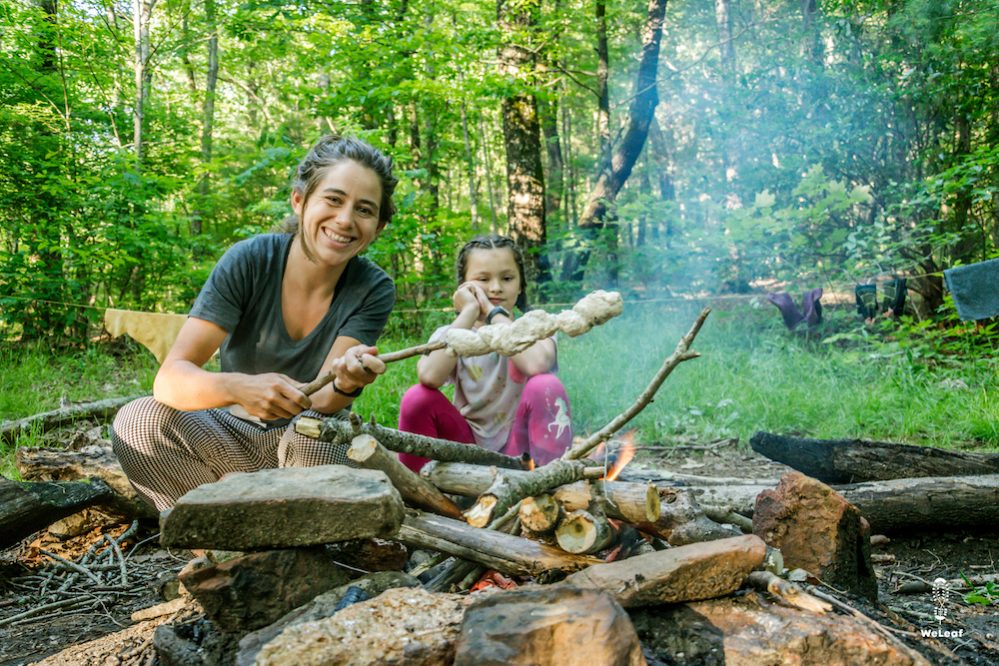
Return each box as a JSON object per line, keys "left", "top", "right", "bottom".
{"left": 113, "top": 135, "right": 397, "bottom": 510}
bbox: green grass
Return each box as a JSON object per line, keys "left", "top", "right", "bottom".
{"left": 2, "top": 301, "right": 997, "bottom": 480}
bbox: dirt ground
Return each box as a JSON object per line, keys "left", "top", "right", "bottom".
{"left": 1, "top": 428, "right": 998, "bottom": 665}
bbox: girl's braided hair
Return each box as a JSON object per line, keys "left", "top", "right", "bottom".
{"left": 455, "top": 234, "right": 529, "bottom": 311}
{"left": 284, "top": 135, "right": 398, "bottom": 233}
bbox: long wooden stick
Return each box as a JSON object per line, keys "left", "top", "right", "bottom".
{"left": 1, "top": 395, "right": 143, "bottom": 445}
{"left": 295, "top": 416, "right": 525, "bottom": 469}
{"left": 347, "top": 434, "right": 463, "bottom": 519}
{"left": 562, "top": 307, "right": 710, "bottom": 461}
{"left": 398, "top": 510, "right": 600, "bottom": 577}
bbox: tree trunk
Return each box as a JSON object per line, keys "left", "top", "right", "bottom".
{"left": 460, "top": 101, "right": 480, "bottom": 230}
{"left": 561, "top": 0, "right": 667, "bottom": 284}
{"left": 689, "top": 475, "right": 999, "bottom": 534}
{"left": 192, "top": 0, "right": 219, "bottom": 236}
{"left": 132, "top": 0, "right": 155, "bottom": 165}
{"left": 497, "top": 0, "right": 549, "bottom": 284}
{"left": 749, "top": 431, "right": 999, "bottom": 484}
{"left": 595, "top": 0, "right": 610, "bottom": 157}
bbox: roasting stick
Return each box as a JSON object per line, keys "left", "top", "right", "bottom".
{"left": 300, "top": 290, "right": 624, "bottom": 396}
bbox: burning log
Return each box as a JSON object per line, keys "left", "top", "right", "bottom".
{"left": 346, "top": 434, "right": 463, "bottom": 519}
{"left": 295, "top": 415, "right": 524, "bottom": 470}
{"left": 518, "top": 494, "right": 561, "bottom": 535}
{"left": 462, "top": 460, "right": 591, "bottom": 528}
{"left": 555, "top": 509, "right": 620, "bottom": 554}
{"left": 397, "top": 510, "right": 601, "bottom": 577}
{"left": 750, "top": 431, "right": 999, "bottom": 483}
{"left": 552, "top": 480, "right": 660, "bottom": 524}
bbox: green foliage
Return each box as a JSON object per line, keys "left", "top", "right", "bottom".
{"left": 961, "top": 572, "right": 998, "bottom": 606}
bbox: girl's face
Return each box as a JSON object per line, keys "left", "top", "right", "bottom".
{"left": 292, "top": 159, "right": 384, "bottom": 268}
{"left": 464, "top": 247, "right": 522, "bottom": 313}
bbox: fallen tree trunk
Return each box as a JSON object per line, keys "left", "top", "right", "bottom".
{"left": 295, "top": 417, "right": 525, "bottom": 470}
{"left": 689, "top": 475, "right": 999, "bottom": 533}
{"left": 397, "top": 511, "right": 601, "bottom": 577}
{"left": 1, "top": 477, "right": 118, "bottom": 547}
{"left": 750, "top": 431, "right": 999, "bottom": 483}
{"left": 1, "top": 396, "right": 141, "bottom": 445}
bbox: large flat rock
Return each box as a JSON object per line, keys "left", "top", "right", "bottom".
{"left": 564, "top": 534, "right": 766, "bottom": 607}
{"left": 160, "top": 465, "right": 404, "bottom": 550}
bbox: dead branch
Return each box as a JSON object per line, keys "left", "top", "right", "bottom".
{"left": 295, "top": 416, "right": 524, "bottom": 469}
{"left": 563, "top": 307, "right": 710, "bottom": 460}
{"left": 745, "top": 571, "right": 831, "bottom": 614}
{"left": 1, "top": 395, "right": 142, "bottom": 445}
{"left": 347, "top": 434, "right": 463, "bottom": 519}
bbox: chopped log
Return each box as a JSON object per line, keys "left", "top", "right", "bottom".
{"left": 555, "top": 509, "right": 619, "bottom": 554}
{"left": 421, "top": 461, "right": 602, "bottom": 497}
{"left": 688, "top": 474, "right": 999, "bottom": 534}
{"left": 347, "top": 434, "right": 463, "bottom": 519}
{"left": 397, "top": 510, "right": 601, "bottom": 577}
{"left": 0, "top": 477, "right": 117, "bottom": 547}
{"left": 750, "top": 431, "right": 999, "bottom": 483}
{"left": 463, "top": 459, "right": 590, "bottom": 527}
{"left": 637, "top": 487, "right": 742, "bottom": 546}
{"left": 518, "top": 494, "right": 561, "bottom": 534}
{"left": 1, "top": 395, "right": 142, "bottom": 445}
{"left": 552, "top": 479, "right": 660, "bottom": 524}
{"left": 295, "top": 416, "right": 524, "bottom": 469}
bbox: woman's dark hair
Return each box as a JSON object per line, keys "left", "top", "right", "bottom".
{"left": 455, "top": 234, "right": 529, "bottom": 311}
{"left": 284, "top": 135, "right": 398, "bottom": 233}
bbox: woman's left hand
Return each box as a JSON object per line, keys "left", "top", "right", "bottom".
{"left": 332, "top": 344, "right": 386, "bottom": 394}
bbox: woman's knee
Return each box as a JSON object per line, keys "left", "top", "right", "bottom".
{"left": 522, "top": 373, "right": 568, "bottom": 400}
{"left": 111, "top": 396, "right": 173, "bottom": 453}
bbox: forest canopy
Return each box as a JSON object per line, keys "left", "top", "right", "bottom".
{"left": 1, "top": 0, "right": 997, "bottom": 342}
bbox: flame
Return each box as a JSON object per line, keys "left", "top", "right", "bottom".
{"left": 604, "top": 432, "right": 636, "bottom": 481}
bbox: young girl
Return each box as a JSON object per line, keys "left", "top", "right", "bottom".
{"left": 398, "top": 235, "right": 573, "bottom": 471}
{"left": 112, "top": 135, "right": 398, "bottom": 510}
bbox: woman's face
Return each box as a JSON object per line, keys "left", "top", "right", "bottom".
{"left": 292, "top": 159, "right": 384, "bottom": 267}
{"left": 463, "top": 247, "right": 522, "bottom": 313}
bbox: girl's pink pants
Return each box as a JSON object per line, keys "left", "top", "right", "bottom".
{"left": 397, "top": 373, "right": 573, "bottom": 472}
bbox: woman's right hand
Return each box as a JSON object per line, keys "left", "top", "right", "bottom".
{"left": 228, "top": 372, "right": 312, "bottom": 421}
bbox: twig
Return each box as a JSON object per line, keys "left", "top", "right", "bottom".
{"left": 0, "top": 597, "right": 91, "bottom": 627}
{"left": 806, "top": 586, "right": 921, "bottom": 644}
{"left": 104, "top": 533, "right": 129, "bottom": 587}
{"left": 40, "top": 549, "right": 103, "bottom": 585}
{"left": 563, "top": 307, "right": 710, "bottom": 460}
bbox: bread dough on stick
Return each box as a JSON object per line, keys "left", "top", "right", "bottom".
{"left": 445, "top": 290, "right": 623, "bottom": 357}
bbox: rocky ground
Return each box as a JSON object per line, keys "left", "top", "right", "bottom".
{"left": 1, "top": 427, "right": 997, "bottom": 665}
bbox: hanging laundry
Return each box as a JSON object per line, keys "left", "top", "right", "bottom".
{"left": 104, "top": 309, "right": 187, "bottom": 363}
{"left": 767, "top": 288, "right": 823, "bottom": 331}
{"left": 944, "top": 258, "right": 999, "bottom": 321}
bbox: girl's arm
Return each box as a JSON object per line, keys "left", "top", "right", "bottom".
{"left": 154, "top": 317, "right": 312, "bottom": 420}
{"left": 417, "top": 283, "right": 490, "bottom": 389}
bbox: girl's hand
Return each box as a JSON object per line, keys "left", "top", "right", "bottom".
{"left": 453, "top": 282, "right": 491, "bottom": 321}
{"left": 331, "top": 344, "right": 385, "bottom": 395}
{"left": 231, "top": 372, "right": 312, "bottom": 421}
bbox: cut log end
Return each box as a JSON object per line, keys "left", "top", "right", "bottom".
{"left": 556, "top": 509, "right": 616, "bottom": 554}
{"left": 519, "top": 494, "right": 561, "bottom": 534}
{"left": 464, "top": 495, "right": 497, "bottom": 528}
{"left": 294, "top": 417, "right": 323, "bottom": 439}
{"left": 346, "top": 434, "right": 379, "bottom": 463}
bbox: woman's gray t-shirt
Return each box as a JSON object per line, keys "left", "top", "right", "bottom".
{"left": 189, "top": 233, "right": 395, "bottom": 384}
